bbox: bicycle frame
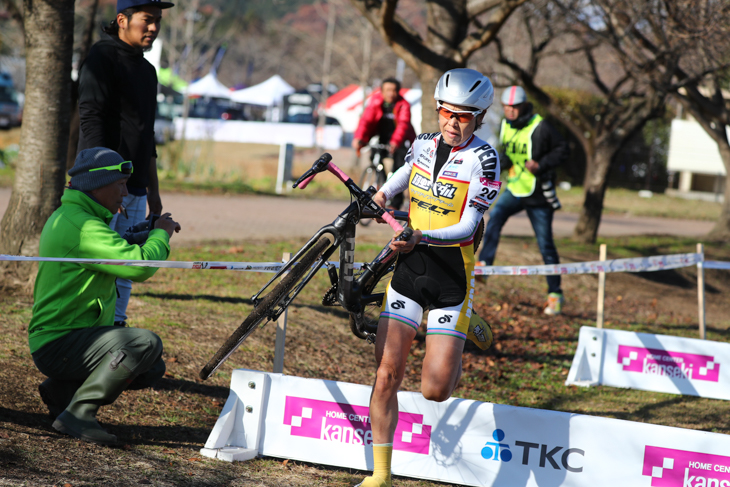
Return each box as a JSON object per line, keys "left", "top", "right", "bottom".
{"left": 249, "top": 154, "right": 408, "bottom": 330}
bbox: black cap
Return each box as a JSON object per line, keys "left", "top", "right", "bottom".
{"left": 117, "top": 0, "right": 174, "bottom": 14}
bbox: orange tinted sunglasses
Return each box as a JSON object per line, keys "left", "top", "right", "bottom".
{"left": 436, "top": 102, "right": 483, "bottom": 123}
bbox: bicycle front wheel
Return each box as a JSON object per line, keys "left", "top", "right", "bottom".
{"left": 199, "top": 236, "right": 331, "bottom": 380}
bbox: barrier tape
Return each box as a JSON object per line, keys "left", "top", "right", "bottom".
{"left": 0, "top": 254, "right": 361, "bottom": 273}
{"left": 2, "top": 252, "right": 725, "bottom": 276}
{"left": 705, "top": 260, "right": 730, "bottom": 270}
{"left": 474, "top": 252, "right": 702, "bottom": 276}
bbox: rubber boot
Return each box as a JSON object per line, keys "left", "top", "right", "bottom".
{"left": 52, "top": 350, "right": 136, "bottom": 446}
{"left": 39, "top": 378, "right": 82, "bottom": 420}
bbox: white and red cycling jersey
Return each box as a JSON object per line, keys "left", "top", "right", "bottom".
{"left": 380, "top": 131, "right": 502, "bottom": 249}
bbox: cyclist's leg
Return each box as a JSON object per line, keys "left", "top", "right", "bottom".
{"left": 359, "top": 286, "right": 422, "bottom": 487}
{"left": 422, "top": 303, "right": 468, "bottom": 401}
{"left": 372, "top": 285, "right": 422, "bottom": 443}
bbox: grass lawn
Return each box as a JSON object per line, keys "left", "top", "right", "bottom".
{"left": 1, "top": 235, "right": 729, "bottom": 485}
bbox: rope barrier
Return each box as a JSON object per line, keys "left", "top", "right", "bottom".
{"left": 0, "top": 252, "right": 722, "bottom": 275}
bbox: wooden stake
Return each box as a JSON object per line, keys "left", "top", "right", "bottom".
{"left": 596, "top": 244, "right": 607, "bottom": 329}
{"left": 273, "top": 252, "right": 291, "bottom": 373}
{"left": 697, "top": 243, "right": 706, "bottom": 340}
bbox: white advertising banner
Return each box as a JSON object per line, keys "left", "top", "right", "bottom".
{"left": 203, "top": 369, "right": 730, "bottom": 486}
{"left": 566, "top": 326, "right": 730, "bottom": 401}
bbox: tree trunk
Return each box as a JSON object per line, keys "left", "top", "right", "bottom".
{"left": 573, "top": 143, "right": 614, "bottom": 243}
{"left": 417, "top": 0, "right": 467, "bottom": 133}
{"left": 0, "top": 0, "right": 75, "bottom": 286}
{"left": 419, "top": 65, "right": 442, "bottom": 133}
{"left": 66, "top": 0, "right": 100, "bottom": 170}
{"left": 708, "top": 142, "right": 730, "bottom": 240}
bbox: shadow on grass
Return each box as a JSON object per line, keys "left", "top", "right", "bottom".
{"left": 154, "top": 377, "right": 230, "bottom": 399}
{"left": 139, "top": 292, "right": 252, "bottom": 305}
{"left": 139, "top": 291, "right": 355, "bottom": 320}
{"left": 0, "top": 405, "right": 213, "bottom": 453}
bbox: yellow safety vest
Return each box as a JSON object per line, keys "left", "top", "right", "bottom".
{"left": 500, "top": 114, "right": 542, "bottom": 197}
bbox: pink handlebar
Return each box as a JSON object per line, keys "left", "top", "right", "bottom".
{"left": 298, "top": 173, "right": 316, "bottom": 189}
{"left": 380, "top": 209, "right": 404, "bottom": 233}
{"left": 297, "top": 161, "right": 350, "bottom": 189}
{"left": 298, "top": 159, "right": 403, "bottom": 233}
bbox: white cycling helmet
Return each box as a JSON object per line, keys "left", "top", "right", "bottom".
{"left": 501, "top": 85, "right": 527, "bottom": 106}
{"left": 434, "top": 68, "right": 494, "bottom": 111}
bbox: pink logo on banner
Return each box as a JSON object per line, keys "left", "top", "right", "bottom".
{"left": 283, "top": 396, "right": 431, "bottom": 455}
{"left": 617, "top": 345, "right": 720, "bottom": 382}
{"left": 643, "top": 446, "right": 730, "bottom": 486}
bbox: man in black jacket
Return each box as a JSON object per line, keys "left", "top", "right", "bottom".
{"left": 477, "top": 86, "right": 569, "bottom": 315}
{"left": 77, "top": 0, "right": 174, "bottom": 326}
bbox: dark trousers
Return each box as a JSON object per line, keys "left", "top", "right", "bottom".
{"left": 33, "top": 325, "right": 165, "bottom": 391}
{"left": 478, "top": 189, "right": 562, "bottom": 294}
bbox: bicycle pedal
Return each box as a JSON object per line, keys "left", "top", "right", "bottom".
{"left": 366, "top": 333, "right": 376, "bottom": 344}
{"left": 322, "top": 284, "right": 339, "bottom": 306}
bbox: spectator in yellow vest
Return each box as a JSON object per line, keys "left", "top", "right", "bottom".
{"left": 477, "top": 86, "right": 568, "bottom": 315}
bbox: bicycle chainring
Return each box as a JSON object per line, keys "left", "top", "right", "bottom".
{"left": 322, "top": 283, "right": 339, "bottom": 306}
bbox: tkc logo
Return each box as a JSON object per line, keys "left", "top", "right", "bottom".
{"left": 480, "top": 429, "right": 584, "bottom": 473}
{"left": 643, "top": 445, "right": 730, "bottom": 486}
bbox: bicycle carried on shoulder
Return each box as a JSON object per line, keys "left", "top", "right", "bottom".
{"left": 199, "top": 153, "right": 411, "bottom": 380}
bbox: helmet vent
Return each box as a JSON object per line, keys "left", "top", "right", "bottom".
{"left": 445, "top": 74, "right": 450, "bottom": 87}
{"left": 469, "top": 80, "right": 482, "bottom": 92}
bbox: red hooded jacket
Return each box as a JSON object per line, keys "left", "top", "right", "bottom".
{"left": 353, "top": 90, "right": 416, "bottom": 149}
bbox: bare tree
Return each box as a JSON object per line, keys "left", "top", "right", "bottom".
{"left": 66, "top": 0, "right": 101, "bottom": 170}
{"left": 349, "top": 0, "right": 527, "bottom": 132}
{"left": 602, "top": 0, "right": 730, "bottom": 239}
{"left": 0, "top": 0, "right": 75, "bottom": 286}
{"left": 494, "top": 1, "right": 670, "bottom": 242}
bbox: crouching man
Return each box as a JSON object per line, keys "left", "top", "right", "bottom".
{"left": 28, "top": 147, "right": 181, "bottom": 446}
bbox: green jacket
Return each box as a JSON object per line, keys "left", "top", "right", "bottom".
{"left": 28, "top": 189, "right": 171, "bottom": 353}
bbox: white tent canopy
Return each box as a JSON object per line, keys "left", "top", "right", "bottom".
{"left": 230, "top": 75, "right": 295, "bottom": 106}
{"left": 185, "top": 72, "right": 231, "bottom": 99}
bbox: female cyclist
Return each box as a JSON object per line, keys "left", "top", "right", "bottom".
{"left": 356, "top": 68, "right": 501, "bottom": 487}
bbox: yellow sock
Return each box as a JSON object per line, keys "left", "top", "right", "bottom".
{"left": 372, "top": 443, "right": 392, "bottom": 484}
{"left": 356, "top": 444, "right": 393, "bottom": 487}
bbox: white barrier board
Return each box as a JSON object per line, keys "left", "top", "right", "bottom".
{"left": 203, "top": 369, "right": 730, "bottom": 486}
{"left": 566, "top": 326, "right": 730, "bottom": 401}
{"left": 173, "top": 119, "right": 343, "bottom": 149}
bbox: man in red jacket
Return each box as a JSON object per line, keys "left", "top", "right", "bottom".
{"left": 352, "top": 77, "right": 416, "bottom": 209}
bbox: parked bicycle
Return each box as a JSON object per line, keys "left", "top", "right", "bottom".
{"left": 199, "top": 153, "right": 412, "bottom": 380}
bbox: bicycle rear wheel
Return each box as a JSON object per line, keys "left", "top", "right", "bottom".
{"left": 199, "top": 236, "right": 331, "bottom": 380}
{"left": 349, "top": 260, "right": 394, "bottom": 340}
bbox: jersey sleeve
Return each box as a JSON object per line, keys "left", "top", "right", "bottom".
{"left": 379, "top": 142, "right": 415, "bottom": 200}
{"left": 420, "top": 149, "right": 502, "bottom": 246}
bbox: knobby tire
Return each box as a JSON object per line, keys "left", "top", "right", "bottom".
{"left": 199, "top": 237, "right": 331, "bottom": 380}
{"left": 349, "top": 258, "right": 394, "bottom": 339}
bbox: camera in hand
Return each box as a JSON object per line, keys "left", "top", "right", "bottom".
{"left": 148, "top": 213, "right": 161, "bottom": 228}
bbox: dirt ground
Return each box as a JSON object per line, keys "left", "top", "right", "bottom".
{"left": 2, "top": 135, "right": 730, "bottom": 485}
{"left": 1, "top": 234, "right": 730, "bottom": 486}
